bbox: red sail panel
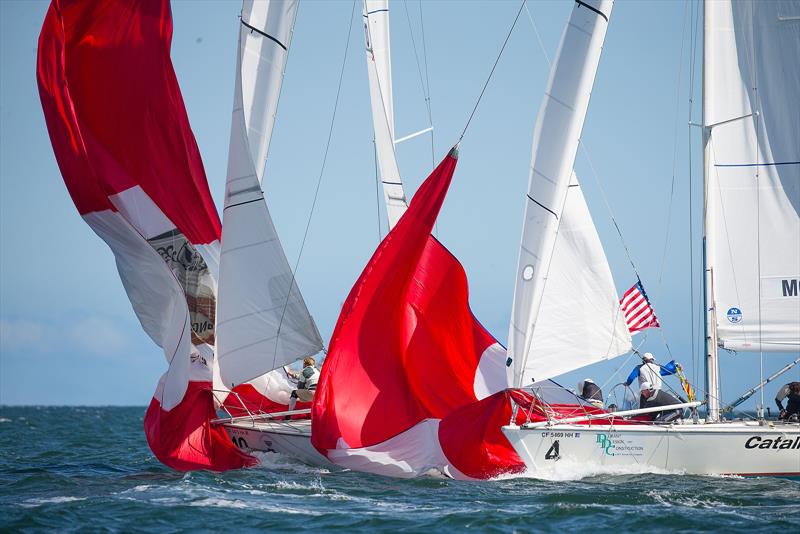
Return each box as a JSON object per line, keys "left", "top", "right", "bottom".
{"left": 312, "top": 150, "right": 459, "bottom": 452}
{"left": 438, "top": 389, "right": 530, "bottom": 479}
{"left": 145, "top": 381, "right": 255, "bottom": 471}
{"left": 37, "top": 0, "right": 250, "bottom": 471}
{"left": 312, "top": 148, "right": 520, "bottom": 479}
{"left": 39, "top": 0, "right": 219, "bottom": 243}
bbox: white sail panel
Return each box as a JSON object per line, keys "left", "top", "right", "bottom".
{"left": 704, "top": 0, "right": 800, "bottom": 352}
{"left": 508, "top": 0, "right": 614, "bottom": 386}
{"left": 363, "top": 0, "right": 407, "bottom": 228}
{"left": 240, "top": 0, "right": 297, "bottom": 184}
{"left": 216, "top": 0, "right": 323, "bottom": 389}
{"left": 520, "top": 174, "right": 631, "bottom": 385}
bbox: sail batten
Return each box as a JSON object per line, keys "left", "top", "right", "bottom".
{"left": 216, "top": 0, "right": 323, "bottom": 391}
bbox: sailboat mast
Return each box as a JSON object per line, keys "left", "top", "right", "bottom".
{"left": 702, "top": 0, "right": 721, "bottom": 422}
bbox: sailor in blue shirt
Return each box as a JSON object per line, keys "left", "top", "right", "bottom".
{"left": 625, "top": 352, "right": 680, "bottom": 408}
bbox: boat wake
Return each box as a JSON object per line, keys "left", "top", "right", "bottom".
{"left": 495, "top": 458, "right": 682, "bottom": 482}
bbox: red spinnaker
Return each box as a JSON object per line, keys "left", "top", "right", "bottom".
{"left": 37, "top": 0, "right": 252, "bottom": 471}
{"left": 311, "top": 148, "right": 523, "bottom": 478}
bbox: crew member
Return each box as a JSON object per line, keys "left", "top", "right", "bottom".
{"left": 640, "top": 381, "right": 682, "bottom": 422}
{"left": 775, "top": 381, "right": 800, "bottom": 422}
{"left": 625, "top": 352, "right": 680, "bottom": 407}
{"left": 285, "top": 357, "right": 320, "bottom": 416}
{"left": 577, "top": 378, "right": 604, "bottom": 408}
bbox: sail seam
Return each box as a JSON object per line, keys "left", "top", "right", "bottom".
{"left": 240, "top": 19, "right": 288, "bottom": 51}
{"left": 526, "top": 194, "right": 558, "bottom": 219}
{"left": 220, "top": 237, "right": 278, "bottom": 256}
{"left": 574, "top": 0, "right": 609, "bottom": 23}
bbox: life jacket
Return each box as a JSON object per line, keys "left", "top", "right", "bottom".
{"left": 298, "top": 365, "right": 320, "bottom": 390}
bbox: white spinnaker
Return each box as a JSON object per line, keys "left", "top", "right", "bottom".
{"left": 518, "top": 173, "right": 631, "bottom": 385}
{"left": 216, "top": 0, "right": 323, "bottom": 390}
{"left": 704, "top": 0, "right": 800, "bottom": 352}
{"left": 363, "top": 0, "right": 407, "bottom": 229}
{"left": 508, "top": 0, "right": 615, "bottom": 387}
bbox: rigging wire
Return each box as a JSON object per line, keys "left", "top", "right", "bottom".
{"left": 403, "top": 0, "right": 435, "bottom": 170}
{"left": 273, "top": 0, "right": 357, "bottom": 357}
{"left": 686, "top": 0, "right": 702, "bottom": 383}
{"left": 402, "top": 0, "right": 438, "bottom": 236}
{"left": 459, "top": 0, "right": 526, "bottom": 142}
{"left": 418, "top": 0, "right": 435, "bottom": 169}
{"left": 655, "top": 0, "right": 689, "bottom": 299}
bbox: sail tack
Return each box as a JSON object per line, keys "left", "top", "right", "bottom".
{"left": 508, "top": 0, "right": 628, "bottom": 386}
{"left": 216, "top": 0, "right": 323, "bottom": 391}
{"left": 37, "top": 0, "right": 252, "bottom": 470}
{"left": 363, "top": 0, "right": 408, "bottom": 228}
{"left": 704, "top": 0, "right": 800, "bottom": 352}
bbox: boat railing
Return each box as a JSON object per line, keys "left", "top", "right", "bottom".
{"left": 518, "top": 401, "right": 703, "bottom": 429}
{"left": 208, "top": 389, "right": 312, "bottom": 427}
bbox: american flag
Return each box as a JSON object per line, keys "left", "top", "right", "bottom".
{"left": 619, "top": 281, "right": 660, "bottom": 334}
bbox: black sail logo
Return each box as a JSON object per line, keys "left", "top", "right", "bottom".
{"left": 149, "top": 229, "right": 216, "bottom": 346}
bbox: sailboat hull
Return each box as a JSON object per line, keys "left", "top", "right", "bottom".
{"left": 502, "top": 421, "right": 800, "bottom": 476}
{"left": 222, "top": 420, "right": 330, "bottom": 467}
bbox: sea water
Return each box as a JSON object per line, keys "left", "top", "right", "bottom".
{"left": 1, "top": 406, "right": 797, "bottom": 532}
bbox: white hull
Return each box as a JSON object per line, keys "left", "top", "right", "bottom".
{"left": 502, "top": 420, "right": 800, "bottom": 476}
{"left": 222, "top": 419, "right": 331, "bottom": 467}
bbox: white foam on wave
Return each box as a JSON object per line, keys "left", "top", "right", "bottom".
{"left": 250, "top": 451, "right": 331, "bottom": 476}
{"left": 494, "top": 458, "right": 682, "bottom": 482}
{"left": 21, "top": 496, "right": 87, "bottom": 508}
{"left": 0, "top": 417, "right": 11, "bottom": 423}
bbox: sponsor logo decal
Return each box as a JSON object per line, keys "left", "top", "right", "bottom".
{"left": 726, "top": 307, "right": 742, "bottom": 324}
{"left": 744, "top": 436, "right": 800, "bottom": 450}
{"left": 596, "top": 433, "right": 644, "bottom": 457}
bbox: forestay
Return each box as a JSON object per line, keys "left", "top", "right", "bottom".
{"left": 508, "top": 0, "right": 626, "bottom": 386}
{"left": 363, "top": 0, "right": 408, "bottom": 228}
{"left": 704, "top": 0, "right": 800, "bottom": 352}
{"left": 216, "top": 0, "right": 323, "bottom": 391}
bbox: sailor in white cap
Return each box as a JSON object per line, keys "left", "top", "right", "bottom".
{"left": 625, "top": 352, "right": 680, "bottom": 408}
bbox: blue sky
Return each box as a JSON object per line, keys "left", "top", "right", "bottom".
{"left": 1, "top": 0, "right": 797, "bottom": 407}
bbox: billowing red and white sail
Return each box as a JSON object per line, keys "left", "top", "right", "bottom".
{"left": 37, "top": 0, "right": 253, "bottom": 471}
{"left": 311, "top": 148, "right": 518, "bottom": 479}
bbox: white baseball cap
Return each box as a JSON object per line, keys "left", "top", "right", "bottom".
{"left": 643, "top": 352, "right": 655, "bottom": 362}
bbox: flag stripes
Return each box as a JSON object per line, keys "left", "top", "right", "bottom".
{"left": 620, "top": 281, "right": 660, "bottom": 334}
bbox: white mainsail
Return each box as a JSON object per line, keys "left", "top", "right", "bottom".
{"left": 508, "top": 0, "right": 630, "bottom": 387}
{"left": 216, "top": 0, "right": 323, "bottom": 390}
{"left": 704, "top": 0, "right": 800, "bottom": 354}
{"left": 363, "top": 0, "right": 408, "bottom": 229}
